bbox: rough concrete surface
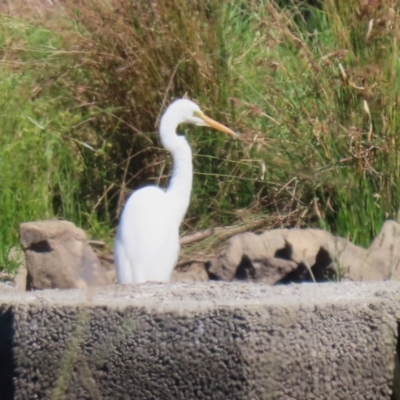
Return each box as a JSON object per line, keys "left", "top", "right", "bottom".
{"left": 1, "top": 281, "right": 400, "bottom": 399}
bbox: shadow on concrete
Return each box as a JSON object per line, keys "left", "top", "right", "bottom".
{"left": 392, "top": 323, "right": 400, "bottom": 400}
{"left": 0, "top": 306, "right": 15, "bottom": 400}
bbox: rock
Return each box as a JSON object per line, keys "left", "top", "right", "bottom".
{"left": 368, "top": 220, "right": 400, "bottom": 280}
{"left": 19, "top": 220, "right": 112, "bottom": 290}
{"left": 13, "top": 264, "right": 28, "bottom": 291}
{"left": 209, "top": 221, "right": 400, "bottom": 284}
{"left": 323, "top": 236, "right": 374, "bottom": 281}
{"left": 209, "top": 229, "right": 335, "bottom": 283}
{"left": 208, "top": 232, "right": 268, "bottom": 281}
{"left": 0, "top": 282, "right": 16, "bottom": 292}
{"left": 171, "top": 263, "right": 209, "bottom": 282}
{"left": 324, "top": 220, "right": 400, "bottom": 282}
{"left": 96, "top": 254, "right": 117, "bottom": 284}
{"left": 233, "top": 255, "right": 298, "bottom": 284}
{"left": 8, "top": 247, "right": 27, "bottom": 291}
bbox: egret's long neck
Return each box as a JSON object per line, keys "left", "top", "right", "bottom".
{"left": 160, "top": 112, "right": 193, "bottom": 225}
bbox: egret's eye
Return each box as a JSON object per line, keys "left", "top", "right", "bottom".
{"left": 193, "top": 110, "right": 203, "bottom": 118}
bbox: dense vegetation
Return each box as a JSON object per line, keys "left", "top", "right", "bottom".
{"left": 0, "top": 0, "right": 399, "bottom": 271}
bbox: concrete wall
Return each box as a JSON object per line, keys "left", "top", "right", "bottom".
{"left": 1, "top": 281, "right": 400, "bottom": 399}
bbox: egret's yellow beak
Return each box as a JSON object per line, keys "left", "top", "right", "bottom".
{"left": 198, "top": 112, "right": 237, "bottom": 137}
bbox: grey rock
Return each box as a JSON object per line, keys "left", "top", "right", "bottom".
{"left": 171, "top": 262, "right": 209, "bottom": 282}
{"left": 19, "top": 220, "right": 112, "bottom": 290}
{"left": 209, "top": 220, "right": 400, "bottom": 284}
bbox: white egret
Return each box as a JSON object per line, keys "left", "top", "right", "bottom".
{"left": 115, "top": 99, "right": 236, "bottom": 284}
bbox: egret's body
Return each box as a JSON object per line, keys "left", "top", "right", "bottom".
{"left": 115, "top": 99, "right": 235, "bottom": 284}
{"left": 115, "top": 187, "right": 181, "bottom": 283}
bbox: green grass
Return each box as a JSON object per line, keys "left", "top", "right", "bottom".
{"left": 0, "top": 0, "right": 399, "bottom": 271}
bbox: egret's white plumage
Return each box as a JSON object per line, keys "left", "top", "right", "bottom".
{"left": 115, "top": 99, "right": 235, "bottom": 284}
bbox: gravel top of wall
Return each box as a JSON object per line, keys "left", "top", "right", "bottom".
{"left": 1, "top": 281, "right": 399, "bottom": 310}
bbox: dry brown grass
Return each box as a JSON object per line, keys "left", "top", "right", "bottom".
{"left": 46, "top": 0, "right": 241, "bottom": 225}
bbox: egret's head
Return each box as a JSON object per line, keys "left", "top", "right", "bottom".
{"left": 168, "top": 99, "right": 237, "bottom": 136}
